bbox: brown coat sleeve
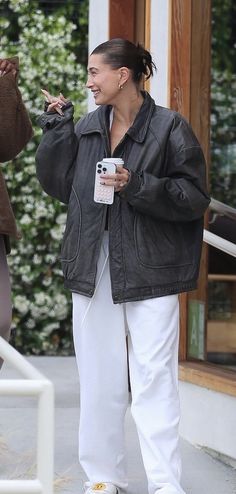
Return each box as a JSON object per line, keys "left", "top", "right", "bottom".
{"left": 0, "top": 57, "right": 33, "bottom": 162}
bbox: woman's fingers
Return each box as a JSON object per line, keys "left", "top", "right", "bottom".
{"left": 101, "top": 167, "right": 130, "bottom": 191}
{"left": 116, "top": 166, "right": 130, "bottom": 182}
{"left": 47, "top": 101, "right": 63, "bottom": 115}
{"left": 41, "top": 89, "right": 67, "bottom": 115}
{"left": 41, "top": 89, "right": 53, "bottom": 102}
{"left": 41, "top": 89, "right": 67, "bottom": 104}
{"left": 115, "top": 167, "right": 130, "bottom": 189}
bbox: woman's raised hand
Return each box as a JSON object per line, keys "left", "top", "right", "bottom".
{"left": 41, "top": 89, "right": 68, "bottom": 115}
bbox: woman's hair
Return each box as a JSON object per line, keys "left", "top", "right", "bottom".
{"left": 91, "top": 38, "right": 156, "bottom": 83}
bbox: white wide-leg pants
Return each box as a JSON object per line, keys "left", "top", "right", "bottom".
{"left": 72, "top": 233, "right": 185, "bottom": 494}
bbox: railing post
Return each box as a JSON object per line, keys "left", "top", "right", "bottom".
{"left": 0, "top": 337, "right": 54, "bottom": 494}
{"left": 37, "top": 382, "right": 54, "bottom": 493}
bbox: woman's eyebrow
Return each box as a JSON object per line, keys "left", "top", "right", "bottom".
{"left": 87, "top": 66, "right": 99, "bottom": 73}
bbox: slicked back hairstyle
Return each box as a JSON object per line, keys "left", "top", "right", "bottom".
{"left": 91, "top": 38, "right": 157, "bottom": 84}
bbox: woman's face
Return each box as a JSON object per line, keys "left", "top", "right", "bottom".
{"left": 86, "top": 54, "right": 122, "bottom": 106}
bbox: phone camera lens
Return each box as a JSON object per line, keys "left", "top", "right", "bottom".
{"left": 102, "top": 167, "right": 107, "bottom": 172}
{"left": 97, "top": 170, "right": 102, "bottom": 174}
{"left": 98, "top": 164, "right": 102, "bottom": 168}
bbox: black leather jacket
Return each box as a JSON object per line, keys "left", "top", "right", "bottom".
{"left": 36, "top": 92, "right": 210, "bottom": 303}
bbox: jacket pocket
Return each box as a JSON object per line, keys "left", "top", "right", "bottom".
{"left": 134, "top": 214, "right": 192, "bottom": 269}
{"left": 60, "top": 187, "right": 81, "bottom": 263}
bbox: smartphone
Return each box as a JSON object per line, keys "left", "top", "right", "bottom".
{"left": 94, "top": 161, "right": 116, "bottom": 204}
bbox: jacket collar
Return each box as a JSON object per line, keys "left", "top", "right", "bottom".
{"left": 81, "top": 91, "right": 156, "bottom": 143}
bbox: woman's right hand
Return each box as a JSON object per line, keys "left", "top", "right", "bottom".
{"left": 41, "top": 89, "right": 68, "bottom": 115}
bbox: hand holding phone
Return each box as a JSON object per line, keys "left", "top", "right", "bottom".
{"left": 94, "top": 160, "right": 117, "bottom": 204}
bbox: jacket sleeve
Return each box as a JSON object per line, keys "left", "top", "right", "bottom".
{"left": 35, "top": 103, "right": 79, "bottom": 204}
{"left": 120, "top": 117, "right": 210, "bottom": 222}
{"left": 0, "top": 58, "right": 33, "bottom": 162}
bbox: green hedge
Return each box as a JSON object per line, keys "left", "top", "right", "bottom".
{"left": 0, "top": 0, "right": 88, "bottom": 354}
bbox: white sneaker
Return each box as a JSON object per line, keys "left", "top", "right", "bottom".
{"left": 84, "top": 482, "right": 118, "bottom": 494}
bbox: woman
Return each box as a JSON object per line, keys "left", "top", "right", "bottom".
{"left": 0, "top": 57, "right": 33, "bottom": 368}
{"left": 36, "top": 39, "right": 210, "bottom": 494}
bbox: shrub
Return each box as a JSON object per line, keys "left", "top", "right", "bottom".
{"left": 0, "top": 0, "right": 88, "bottom": 354}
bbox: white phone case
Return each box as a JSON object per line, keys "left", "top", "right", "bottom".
{"left": 94, "top": 161, "right": 116, "bottom": 204}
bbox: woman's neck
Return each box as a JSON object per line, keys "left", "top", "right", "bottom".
{"left": 112, "top": 90, "right": 144, "bottom": 127}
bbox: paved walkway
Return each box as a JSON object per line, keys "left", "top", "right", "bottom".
{"left": 0, "top": 356, "right": 236, "bottom": 493}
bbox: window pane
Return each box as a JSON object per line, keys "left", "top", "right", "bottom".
{"left": 207, "top": 0, "right": 236, "bottom": 370}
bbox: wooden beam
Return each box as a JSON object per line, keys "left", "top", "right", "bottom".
{"left": 190, "top": 0, "right": 211, "bottom": 153}
{"left": 169, "top": 0, "right": 211, "bottom": 361}
{"left": 109, "top": 0, "right": 136, "bottom": 41}
{"left": 170, "top": 0, "right": 191, "bottom": 360}
{"left": 144, "top": 0, "right": 151, "bottom": 50}
{"left": 135, "top": 0, "right": 146, "bottom": 45}
{"left": 109, "top": 0, "right": 151, "bottom": 91}
{"left": 179, "top": 361, "right": 236, "bottom": 398}
{"left": 187, "top": 0, "right": 211, "bottom": 362}
{"left": 170, "top": 0, "right": 211, "bottom": 160}
{"left": 169, "top": 0, "right": 192, "bottom": 118}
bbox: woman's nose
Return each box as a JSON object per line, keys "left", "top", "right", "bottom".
{"left": 86, "top": 76, "right": 92, "bottom": 88}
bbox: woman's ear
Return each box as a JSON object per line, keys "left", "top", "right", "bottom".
{"left": 118, "top": 67, "right": 130, "bottom": 87}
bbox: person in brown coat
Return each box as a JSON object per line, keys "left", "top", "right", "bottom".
{"left": 0, "top": 57, "right": 33, "bottom": 367}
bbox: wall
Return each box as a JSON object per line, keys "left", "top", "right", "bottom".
{"left": 149, "top": 0, "right": 170, "bottom": 107}
{"left": 179, "top": 381, "right": 236, "bottom": 462}
{"left": 88, "top": 0, "right": 109, "bottom": 112}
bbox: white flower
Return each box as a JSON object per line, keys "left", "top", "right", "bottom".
{"left": 51, "top": 294, "right": 69, "bottom": 320}
{"left": 33, "top": 254, "right": 42, "bottom": 265}
{"left": 34, "top": 292, "right": 51, "bottom": 306}
{"left": 22, "top": 274, "right": 34, "bottom": 284}
{"left": 26, "top": 318, "right": 36, "bottom": 329}
{"left": 14, "top": 295, "right": 30, "bottom": 315}
{"left": 20, "top": 214, "right": 32, "bottom": 225}
{"left": 9, "top": 255, "right": 21, "bottom": 266}
{"left": 45, "top": 254, "right": 57, "bottom": 263}
{"left": 43, "top": 277, "right": 52, "bottom": 287}
{"left": 19, "top": 265, "right": 31, "bottom": 275}
{"left": 56, "top": 213, "right": 67, "bottom": 225}
{"left": 42, "top": 322, "right": 60, "bottom": 334}
{"left": 50, "top": 224, "right": 65, "bottom": 241}
{"left": 34, "top": 207, "right": 46, "bottom": 219}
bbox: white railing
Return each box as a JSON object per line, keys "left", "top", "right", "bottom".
{"left": 0, "top": 336, "right": 54, "bottom": 494}
{"left": 209, "top": 198, "right": 236, "bottom": 221}
{"left": 203, "top": 229, "right": 236, "bottom": 257}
